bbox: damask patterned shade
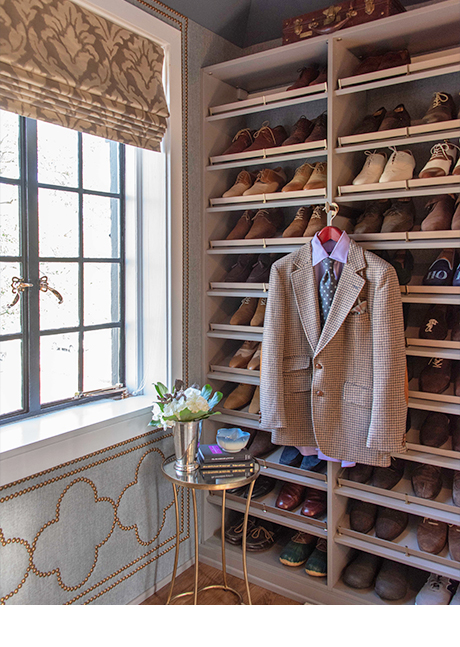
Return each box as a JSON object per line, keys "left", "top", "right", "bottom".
{"left": 0, "top": 0, "right": 169, "bottom": 151}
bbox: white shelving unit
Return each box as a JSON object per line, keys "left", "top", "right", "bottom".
{"left": 200, "top": 0, "right": 460, "bottom": 605}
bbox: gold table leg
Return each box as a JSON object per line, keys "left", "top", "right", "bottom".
{"left": 165, "top": 483, "right": 181, "bottom": 605}
{"left": 192, "top": 488, "right": 199, "bottom": 605}
{"left": 241, "top": 480, "right": 255, "bottom": 605}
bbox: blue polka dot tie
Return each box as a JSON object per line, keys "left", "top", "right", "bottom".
{"left": 319, "top": 257, "right": 338, "bottom": 326}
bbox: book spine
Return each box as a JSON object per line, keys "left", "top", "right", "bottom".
{"left": 202, "top": 468, "right": 254, "bottom": 476}
{"left": 200, "top": 462, "right": 254, "bottom": 471}
{"left": 198, "top": 454, "right": 252, "bottom": 464}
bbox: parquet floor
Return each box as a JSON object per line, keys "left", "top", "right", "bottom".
{"left": 141, "top": 561, "right": 301, "bottom": 605}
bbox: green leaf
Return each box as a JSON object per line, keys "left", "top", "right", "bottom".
{"left": 201, "top": 384, "right": 212, "bottom": 400}
{"left": 179, "top": 407, "right": 193, "bottom": 421}
{"left": 207, "top": 391, "right": 223, "bottom": 410}
{"left": 155, "top": 382, "right": 168, "bottom": 398}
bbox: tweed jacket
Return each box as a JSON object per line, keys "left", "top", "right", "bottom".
{"left": 260, "top": 238, "right": 407, "bottom": 467}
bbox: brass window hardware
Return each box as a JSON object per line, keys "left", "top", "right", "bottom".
{"left": 39, "top": 276, "right": 63, "bottom": 304}
{"left": 7, "top": 277, "right": 33, "bottom": 308}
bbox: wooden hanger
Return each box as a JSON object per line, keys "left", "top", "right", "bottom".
{"left": 318, "top": 202, "right": 342, "bottom": 243}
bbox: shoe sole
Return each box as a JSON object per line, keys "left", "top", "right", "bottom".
{"left": 279, "top": 557, "right": 308, "bottom": 567}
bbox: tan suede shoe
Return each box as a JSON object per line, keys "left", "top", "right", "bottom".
{"left": 243, "top": 167, "right": 287, "bottom": 195}
{"left": 245, "top": 208, "right": 284, "bottom": 239}
{"left": 223, "top": 169, "right": 258, "bottom": 198}
{"left": 248, "top": 386, "right": 260, "bottom": 414}
{"left": 223, "top": 383, "right": 256, "bottom": 410}
{"left": 226, "top": 210, "right": 255, "bottom": 239}
{"left": 247, "top": 343, "right": 261, "bottom": 370}
{"left": 304, "top": 161, "right": 327, "bottom": 190}
{"left": 229, "top": 297, "right": 258, "bottom": 325}
{"left": 283, "top": 206, "right": 312, "bottom": 237}
{"left": 282, "top": 162, "right": 314, "bottom": 192}
{"left": 303, "top": 205, "right": 327, "bottom": 237}
{"left": 250, "top": 298, "right": 266, "bottom": 326}
{"left": 228, "top": 340, "right": 259, "bottom": 369}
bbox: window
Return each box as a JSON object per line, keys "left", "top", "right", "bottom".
{"left": 0, "top": 109, "right": 126, "bottom": 421}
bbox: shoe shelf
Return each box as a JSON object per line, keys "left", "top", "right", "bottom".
{"left": 207, "top": 482, "right": 327, "bottom": 537}
{"left": 405, "top": 344, "right": 460, "bottom": 361}
{"left": 258, "top": 446, "right": 327, "bottom": 484}
{"left": 401, "top": 293, "right": 459, "bottom": 306}
{"left": 208, "top": 284, "right": 268, "bottom": 299}
{"left": 336, "top": 120, "right": 460, "bottom": 153}
{"left": 207, "top": 84, "right": 327, "bottom": 121}
{"left": 207, "top": 368, "right": 259, "bottom": 386}
{"left": 337, "top": 175, "right": 460, "bottom": 199}
{"left": 336, "top": 59, "right": 460, "bottom": 96}
{"left": 400, "top": 284, "right": 460, "bottom": 296}
{"left": 408, "top": 380, "right": 460, "bottom": 407}
{"left": 337, "top": 513, "right": 459, "bottom": 579}
{"left": 404, "top": 428, "right": 460, "bottom": 463}
{"left": 408, "top": 396, "right": 460, "bottom": 417}
{"left": 331, "top": 572, "right": 423, "bottom": 606}
{"left": 209, "top": 187, "right": 327, "bottom": 208}
{"left": 216, "top": 406, "right": 260, "bottom": 427}
{"left": 208, "top": 325, "right": 263, "bottom": 343}
{"left": 207, "top": 196, "right": 327, "bottom": 214}
{"left": 208, "top": 141, "right": 327, "bottom": 171}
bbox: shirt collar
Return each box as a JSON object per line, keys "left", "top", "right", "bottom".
{"left": 311, "top": 230, "right": 351, "bottom": 266}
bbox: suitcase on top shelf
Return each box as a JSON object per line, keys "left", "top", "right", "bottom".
{"left": 282, "top": 0, "right": 406, "bottom": 45}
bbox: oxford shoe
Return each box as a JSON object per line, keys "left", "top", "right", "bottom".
{"left": 229, "top": 296, "right": 258, "bottom": 325}
{"left": 246, "top": 254, "right": 273, "bottom": 283}
{"left": 282, "top": 116, "right": 314, "bottom": 146}
{"left": 375, "top": 507, "right": 409, "bottom": 541}
{"left": 287, "top": 64, "right": 319, "bottom": 90}
{"left": 224, "top": 254, "right": 258, "bottom": 282}
{"left": 243, "top": 167, "right": 287, "bottom": 195}
{"left": 411, "top": 463, "right": 443, "bottom": 500}
{"left": 349, "top": 500, "right": 378, "bottom": 533}
{"left": 303, "top": 205, "right": 327, "bottom": 236}
{"left": 229, "top": 340, "right": 259, "bottom": 369}
{"left": 223, "top": 169, "right": 258, "bottom": 198}
{"left": 304, "top": 113, "right": 327, "bottom": 142}
{"left": 352, "top": 107, "right": 387, "bottom": 135}
{"left": 418, "top": 92, "right": 456, "bottom": 125}
{"left": 244, "top": 123, "right": 287, "bottom": 152}
{"left": 417, "top": 518, "right": 448, "bottom": 554}
{"left": 282, "top": 206, "right": 312, "bottom": 238}
{"left": 226, "top": 210, "right": 254, "bottom": 240}
{"left": 282, "top": 162, "right": 314, "bottom": 192}
{"left": 300, "top": 487, "right": 327, "bottom": 518}
{"left": 343, "top": 551, "right": 382, "bottom": 589}
{"left": 245, "top": 208, "right": 283, "bottom": 239}
{"left": 371, "top": 457, "right": 405, "bottom": 490}
{"left": 221, "top": 128, "right": 254, "bottom": 156}
{"left": 275, "top": 482, "right": 307, "bottom": 511}
{"left": 419, "top": 411, "right": 450, "bottom": 447}
{"left": 250, "top": 297, "right": 266, "bottom": 326}
{"left": 380, "top": 198, "right": 415, "bottom": 232}
{"left": 378, "top": 103, "right": 411, "bottom": 131}
{"left": 419, "top": 357, "right": 452, "bottom": 394}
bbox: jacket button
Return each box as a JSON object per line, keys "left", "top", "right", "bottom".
{"left": 315, "top": 363, "right": 322, "bottom": 369}
{"left": 316, "top": 390, "right": 324, "bottom": 397}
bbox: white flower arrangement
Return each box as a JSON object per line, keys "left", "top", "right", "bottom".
{"left": 150, "top": 379, "right": 223, "bottom": 430}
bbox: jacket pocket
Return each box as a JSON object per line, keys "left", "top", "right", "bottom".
{"left": 343, "top": 382, "right": 372, "bottom": 409}
{"left": 283, "top": 356, "right": 311, "bottom": 393}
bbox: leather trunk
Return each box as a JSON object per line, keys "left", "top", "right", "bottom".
{"left": 282, "top": 0, "right": 406, "bottom": 45}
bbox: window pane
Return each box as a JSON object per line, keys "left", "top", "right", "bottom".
{"left": 37, "top": 121, "right": 78, "bottom": 187}
{"left": 39, "top": 262, "right": 79, "bottom": 330}
{"left": 38, "top": 188, "right": 79, "bottom": 257}
{"left": 0, "top": 262, "right": 22, "bottom": 335}
{"left": 0, "top": 339, "right": 23, "bottom": 415}
{"left": 82, "top": 133, "right": 119, "bottom": 193}
{"left": 0, "top": 184, "right": 20, "bottom": 256}
{"left": 40, "top": 332, "right": 78, "bottom": 403}
{"left": 84, "top": 263, "right": 120, "bottom": 326}
{"left": 0, "top": 110, "right": 20, "bottom": 179}
{"left": 83, "top": 194, "right": 120, "bottom": 258}
{"left": 84, "top": 328, "right": 120, "bottom": 392}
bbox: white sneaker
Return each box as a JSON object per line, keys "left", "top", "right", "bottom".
{"left": 379, "top": 148, "right": 415, "bottom": 183}
{"left": 352, "top": 151, "right": 387, "bottom": 185}
{"left": 419, "top": 141, "right": 458, "bottom": 178}
{"left": 415, "top": 573, "right": 458, "bottom": 605}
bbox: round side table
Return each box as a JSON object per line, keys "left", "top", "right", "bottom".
{"left": 161, "top": 455, "right": 260, "bottom": 605}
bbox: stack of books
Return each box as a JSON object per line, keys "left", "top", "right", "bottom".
{"left": 198, "top": 444, "right": 254, "bottom": 479}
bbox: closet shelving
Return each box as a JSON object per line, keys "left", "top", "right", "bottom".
{"left": 200, "top": 0, "right": 460, "bottom": 605}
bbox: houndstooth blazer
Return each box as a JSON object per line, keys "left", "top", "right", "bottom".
{"left": 260, "top": 238, "right": 407, "bottom": 467}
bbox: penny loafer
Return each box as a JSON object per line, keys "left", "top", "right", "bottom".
{"left": 275, "top": 482, "right": 307, "bottom": 511}
{"left": 411, "top": 463, "right": 443, "bottom": 500}
{"left": 417, "top": 518, "right": 448, "bottom": 554}
{"left": 304, "top": 537, "right": 327, "bottom": 577}
{"left": 375, "top": 507, "right": 409, "bottom": 541}
{"left": 343, "top": 551, "right": 382, "bottom": 589}
{"left": 349, "top": 500, "right": 378, "bottom": 533}
{"left": 374, "top": 559, "right": 408, "bottom": 601}
{"left": 279, "top": 531, "right": 316, "bottom": 567}
{"left": 246, "top": 519, "right": 282, "bottom": 552}
{"left": 300, "top": 487, "right": 327, "bottom": 518}
{"left": 419, "top": 357, "right": 452, "bottom": 394}
{"left": 419, "top": 412, "right": 450, "bottom": 447}
{"left": 371, "top": 457, "right": 405, "bottom": 490}
{"left": 347, "top": 463, "right": 374, "bottom": 483}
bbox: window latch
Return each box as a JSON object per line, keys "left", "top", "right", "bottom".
{"left": 7, "top": 277, "right": 33, "bottom": 308}
{"left": 39, "top": 276, "right": 63, "bottom": 304}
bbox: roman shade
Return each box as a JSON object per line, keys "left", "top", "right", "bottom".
{"left": 0, "top": 0, "right": 169, "bottom": 151}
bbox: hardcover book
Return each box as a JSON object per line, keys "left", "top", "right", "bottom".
{"left": 198, "top": 444, "right": 253, "bottom": 464}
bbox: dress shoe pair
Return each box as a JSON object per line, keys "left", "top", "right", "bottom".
{"left": 227, "top": 475, "right": 276, "bottom": 499}
{"left": 221, "top": 122, "right": 287, "bottom": 157}
{"left": 419, "top": 357, "right": 460, "bottom": 395}
{"left": 415, "top": 573, "right": 460, "bottom": 605}
{"left": 229, "top": 296, "right": 266, "bottom": 327}
{"left": 222, "top": 167, "right": 286, "bottom": 198}
{"left": 282, "top": 114, "right": 327, "bottom": 147}
{"left": 352, "top": 103, "right": 411, "bottom": 136}
{"left": 224, "top": 253, "right": 275, "bottom": 283}
{"left": 418, "top": 304, "right": 460, "bottom": 342}
{"left": 352, "top": 49, "right": 410, "bottom": 77}
{"left": 223, "top": 382, "right": 259, "bottom": 412}
{"left": 354, "top": 198, "right": 415, "bottom": 234}
{"left": 282, "top": 161, "right": 327, "bottom": 192}
{"left": 419, "top": 413, "right": 460, "bottom": 452}
{"left": 224, "top": 513, "right": 282, "bottom": 551}
{"left": 411, "top": 463, "right": 443, "bottom": 500}
{"left": 282, "top": 205, "right": 328, "bottom": 238}
{"left": 275, "top": 481, "right": 327, "bottom": 518}
{"left": 419, "top": 140, "right": 460, "bottom": 179}
{"left": 349, "top": 500, "right": 408, "bottom": 541}
{"left": 423, "top": 249, "right": 458, "bottom": 286}
{"left": 228, "top": 340, "right": 261, "bottom": 370}
{"left": 226, "top": 208, "right": 284, "bottom": 240}
{"left": 287, "top": 64, "right": 326, "bottom": 90}
{"left": 421, "top": 194, "right": 460, "bottom": 231}
{"left": 418, "top": 520, "right": 460, "bottom": 560}
{"left": 352, "top": 148, "right": 415, "bottom": 185}
{"left": 343, "top": 553, "right": 408, "bottom": 600}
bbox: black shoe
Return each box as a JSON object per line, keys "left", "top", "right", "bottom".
{"left": 246, "top": 254, "right": 273, "bottom": 283}
{"left": 390, "top": 249, "right": 414, "bottom": 285}
{"left": 423, "top": 249, "right": 456, "bottom": 286}
{"left": 419, "top": 304, "right": 449, "bottom": 340}
{"left": 353, "top": 107, "right": 387, "bottom": 135}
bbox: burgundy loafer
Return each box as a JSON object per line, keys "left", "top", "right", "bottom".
{"left": 300, "top": 487, "right": 327, "bottom": 518}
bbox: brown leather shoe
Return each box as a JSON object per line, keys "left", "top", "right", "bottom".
{"left": 449, "top": 524, "right": 460, "bottom": 561}
{"left": 223, "top": 383, "right": 256, "bottom": 410}
{"left": 411, "top": 463, "right": 443, "bottom": 500}
{"left": 243, "top": 167, "right": 287, "bottom": 195}
{"left": 247, "top": 343, "right": 261, "bottom": 370}
{"left": 378, "top": 104, "right": 411, "bottom": 131}
{"left": 421, "top": 195, "right": 455, "bottom": 231}
{"left": 371, "top": 458, "right": 405, "bottom": 490}
{"left": 282, "top": 116, "right": 314, "bottom": 146}
{"left": 419, "top": 92, "right": 456, "bottom": 125}
{"left": 377, "top": 49, "right": 410, "bottom": 71}
{"left": 223, "top": 169, "right": 258, "bottom": 198}
{"left": 417, "top": 518, "right": 448, "bottom": 554}
{"left": 304, "top": 205, "right": 327, "bottom": 237}
{"left": 304, "top": 161, "right": 327, "bottom": 189}
{"left": 353, "top": 107, "right": 387, "bottom": 135}
{"left": 419, "top": 357, "right": 452, "bottom": 394}
{"left": 419, "top": 412, "right": 450, "bottom": 447}
{"left": 451, "top": 306, "right": 460, "bottom": 342}
{"left": 230, "top": 297, "right": 258, "bottom": 325}
{"left": 282, "top": 206, "right": 312, "bottom": 237}
{"left": 347, "top": 463, "right": 374, "bottom": 483}
{"left": 224, "top": 254, "right": 258, "bottom": 282}
{"left": 452, "top": 196, "right": 460, "bottom": 230}
{"left": 282, "top": 162, "right": 315, "bottom": 192}
{"left": 248, "top": 386, "right": 260, "bottom": 414}
{"left": 244, "top": 122, "right": 287, "bottom": 152}
{"left": 349, "top": 499, "right": 378, "bottom": 533}
{"left": 246, "top": 519, "right": 282, "bottom": 552}
{"left": 380, "top": 198, "right": 415, "bottom": 233}
{"left": 245, "top": 208, "right": 283, "bottom": 239}
{"left": 451, "top": 414, "right": 460, "bottom": 451}
{"left": 310, "top": 66, "right": 327, "bottom": 85}
{"left": 221, "top": 128, "right": 254, "bottom": 156}
{"left": 419, "top": 304, "right": 449, "bottom": 340}
{"left": 275, "top": 482, "right": 307, "bottom": 511}
{"left": 287, "top": 64, "right": 319, "bottom": 90}
{"left": 353, "top": 54, "right": 384, "bottom": 76}
{"left": 224, "top": 513, "right": 257, "bottom": 545}
{"left": 250, "top": 297, "right": 266, "bottom": 326}
{"left": 375, "top": 507, "right": 409, "bottom": 541}
{"left": 226, "top": 210, "right": 255, "bottom": 240}
{"left": 300, "top": 487, "right": 327, "bottom": 518}
{"left": 247, "top": 429, "right": 275, "bottom": 458}
{"left": 229, "top": 340, "right": 259, "bottom": 369}
{"left": 374, "top": 559, "right": 408, "bottom": 601}
{"left": 343, "top": 552, "right": 382, "bottom": 589}
{"left": 452, "top": 470, "right": 460, "bottom": 506}
{"left": 304, "top": 113, "right": 327, "bottom": 142}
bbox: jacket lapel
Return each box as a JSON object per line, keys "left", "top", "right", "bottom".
{"left": 315, "top": 239, "right": 366, "bottom": 357}
{"left": 290, "top": 244, "right": 321, "bottom": 353}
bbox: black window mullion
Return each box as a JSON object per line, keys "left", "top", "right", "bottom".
{"left": 78, "top": 131, "right": 84, "bottom": 394}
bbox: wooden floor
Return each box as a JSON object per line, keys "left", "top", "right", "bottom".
{"left": 141, "top": 561, "right": 301, "bottom": 605}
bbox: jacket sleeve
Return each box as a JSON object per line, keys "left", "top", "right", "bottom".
{"left": 366, "top": 265, "right": 407, "bottom": 452}
{"left": 260, "top": 264, "right": 287, "bottom": 431}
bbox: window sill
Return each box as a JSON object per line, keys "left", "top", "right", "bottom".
{"left": 0, "top": 395, "right": 154, "bottom": 486}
